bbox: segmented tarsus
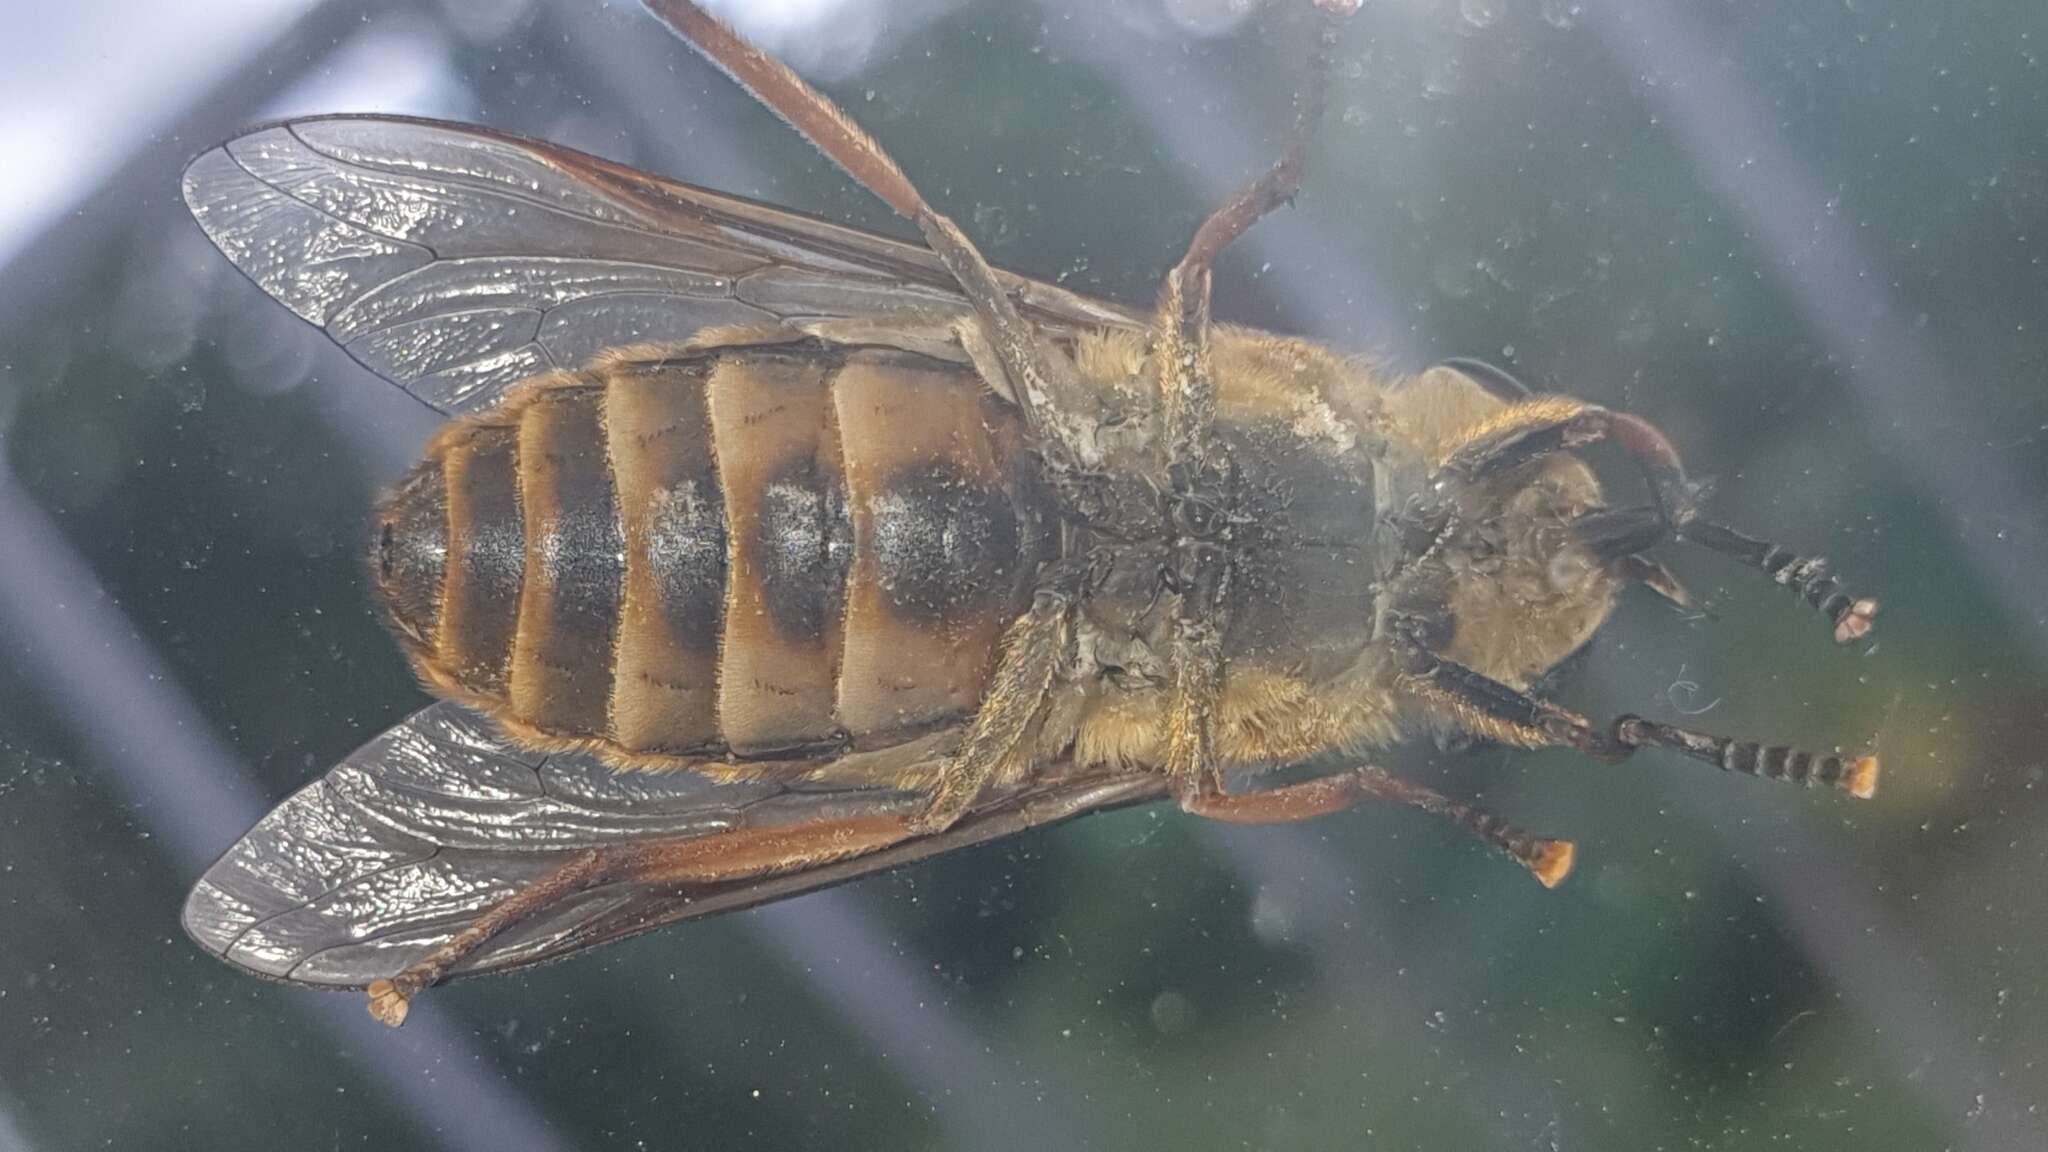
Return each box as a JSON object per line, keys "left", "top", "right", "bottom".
{"left": 1613, "top": 714, "right": 1879, "bottom": 799}
{"left": 1678, "top": 520, "right": 1880, "bottom": 645}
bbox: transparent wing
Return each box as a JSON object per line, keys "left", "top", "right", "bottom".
{"left": 183, "top": 702, "right": 1164, "bottom": 988}
{"left": 183, "top": 115, "right": 1140, "bottom": 415}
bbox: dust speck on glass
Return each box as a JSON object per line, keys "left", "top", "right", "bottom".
{"left": 1, "top": 1, "right": 2043, "bottom": 1149}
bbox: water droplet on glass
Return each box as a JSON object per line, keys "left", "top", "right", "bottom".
{"left": 1460, "top": 0, "right": 1500, "bottom": 31}
{"left": 1163, "top": 0, "right": 1261, "bottom": 39}
{"left": 1540, "top": 0, "right": 1580, "bottom": 30}
{"left": 1149, "top": 989, "right": 1194, "bottom": 1035}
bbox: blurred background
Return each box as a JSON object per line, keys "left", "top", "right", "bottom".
{"left": 2, "top": 0, "right": 2045, "bottom": 1148}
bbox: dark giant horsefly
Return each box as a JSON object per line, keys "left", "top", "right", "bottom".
{"left": 180, "top": 0, "right": 1880, "bottom": 1026}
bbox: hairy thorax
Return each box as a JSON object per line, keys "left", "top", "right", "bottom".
{"left": 1054, "top": 336, "right": 1620, "bottom": 774}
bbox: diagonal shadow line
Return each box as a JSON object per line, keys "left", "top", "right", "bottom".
{"left": 1035, "top": 0, "right": 1420, "bottom": 363}
{"left": 1198, "top": 822, "right": 1573, "bottom": 1147}
{"left": 0, "top": 1076, "right": 43, "bottom": 1152}
{"left": 0, "top": 0, "right": 411, "bottom": 330}
{"left": 1034, "top": 0, "right": 1553, "bottom": 1142}
{"left": 748, "top": 892, "right": 1089, "bottom": 1152}
{"left": 467, "top": 6, "right": 1106, "bottom": 1146}
{"left": 1029, "top": 2, "right": 2036, "bottom": 1148}
{"left": 1585, "top": 5, "right": 2040, "bottom": 1148}
{"left": 1591, "top": 0, "right": 2047, "bottom": 658}
{"left": 0, "top": 474, "right": 579, "bottom": 1152}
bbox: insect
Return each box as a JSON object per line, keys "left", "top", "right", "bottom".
{"left": 181, "top": 0, "right": 1881, "bottom": 1027}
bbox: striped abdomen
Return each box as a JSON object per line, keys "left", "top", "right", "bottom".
{"left": 373, "top": 342, "right": 1053, "bottom": 766}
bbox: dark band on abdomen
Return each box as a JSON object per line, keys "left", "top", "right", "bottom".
{"left": 608, "top": 358, "right": 727, "bottom": 755}
{"left": 440, "top": 427, "right": 524, "bottom": 694}
{"left": 870, "top": 459, "right": 1020, "bottom": 626}
{"left": 380, "top": 340, "right": 1052, "bottom": 771}
{"left": 708, "top": 355, "right": 849, "bottom": 756}
{"left": 510, "top": 386, "right": 623, "bottom": 736}
{"left": 755, "top": 455, "right": 854, "bottom": 644}
{"left": 833, "top": 354, "right": 1030, "bottom": 737}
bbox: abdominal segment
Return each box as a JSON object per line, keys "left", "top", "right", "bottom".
{"left": 374, "top": 341, "right": 1052, "bottom": 769}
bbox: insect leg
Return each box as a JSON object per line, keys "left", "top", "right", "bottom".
{"left": 1185, "top": 764, "right": 1574, "bottom": 887}
{"left": 912, "top": 563, "right": 1091, "bottom": 833}
{"left": 1154, "top": 0, "right": 1353, "bottom": 458}
{"left": 1164, "top": 541, "right": 1232, "bottom": 804}
{"left": 1616, "top": 553, "right": 1696, "bottom": 611}
{"left": 366, "top": 849, "right": 607, "bottom": 1027}
{"left": 1675, "top": 520, "right": 1880, "bottom": 644}
{"left": 1155, "top": 2, "right": 1356, "bottom": 809}
{"left": 643, "top": 0, "right": 1099, "bottom": 470}
{"left": 364, "top": 813, "right": 919, "bottom": 1027}
{"left": 1611, "top": 714, "right": 1880, "bottom": 798}
{"left": 1398, "top": 649, "right": 1879, "bottom": 800}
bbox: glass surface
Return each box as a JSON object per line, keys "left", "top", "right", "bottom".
{"left": 3, "top": 1, "right": 2044, "bottom": 1148}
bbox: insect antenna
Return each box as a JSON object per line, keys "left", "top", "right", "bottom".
{"left": 1616, "top": 554, "right": 1696, "bottom": 611}
{"left": 1571, "top": 504, "right": 1667, "bottom": 564}
{"left": 1676, "top": 520, "right": 1880, "bottom": 645}
{"left": 1611, "top": 714, "right": 1879, "bottom": 799}
{"left": 1566, "top": 489, "right": 1877, "bottom": 643}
